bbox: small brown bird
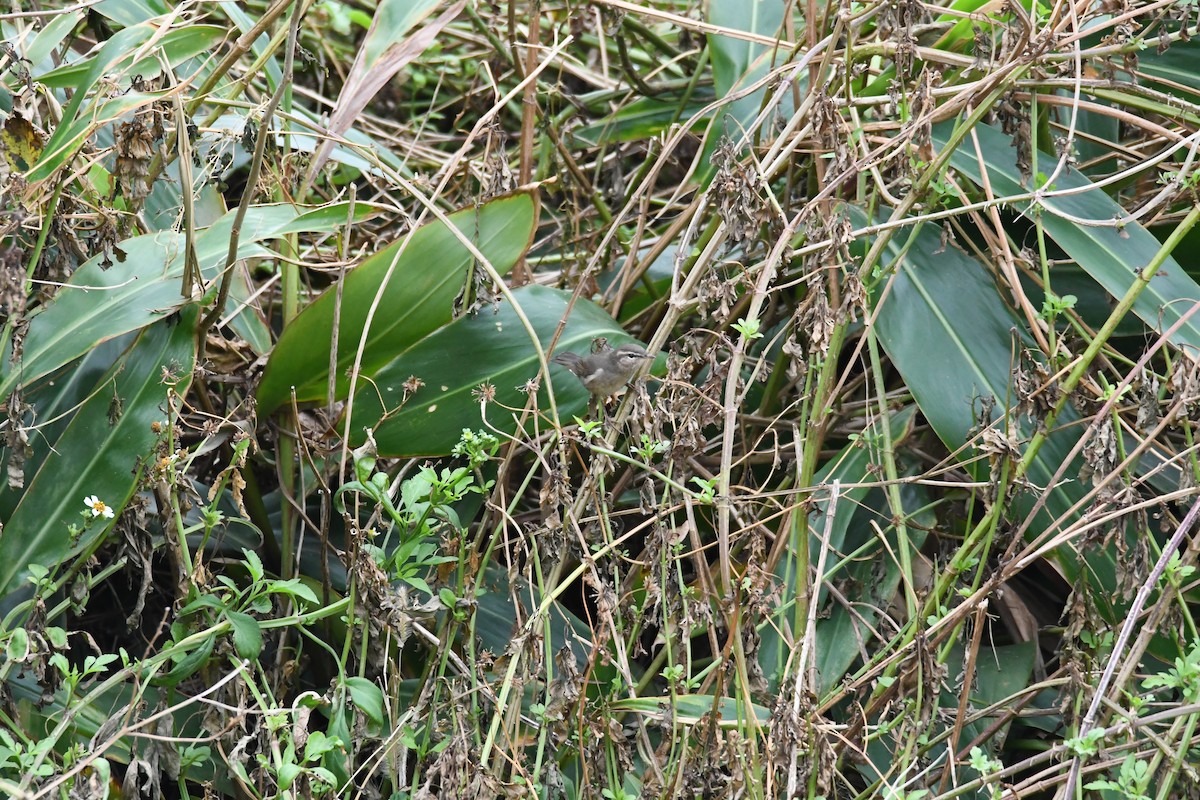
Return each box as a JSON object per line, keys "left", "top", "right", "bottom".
{"left": 552, "top": 342, "right": 654, "bottom": 397}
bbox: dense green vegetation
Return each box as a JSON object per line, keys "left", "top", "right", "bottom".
{"left": 2, "top": 0, "right": 1200, "bottom": 797}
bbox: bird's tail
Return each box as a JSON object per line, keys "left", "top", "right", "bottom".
{"left": 551, "top": 352, "right": 583, "bottom": 373}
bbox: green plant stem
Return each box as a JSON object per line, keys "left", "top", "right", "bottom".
{"left": 1012, "top": 201, "right": 1200, "bottom": 542}
{"left": 864, "top": 328, "right": 916, "bottom": 619}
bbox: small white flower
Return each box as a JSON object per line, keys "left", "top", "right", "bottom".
{"left": 83, "top": 495, "right": 115, "bottom": 519}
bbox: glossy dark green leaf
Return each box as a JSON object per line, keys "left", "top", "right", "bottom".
{"left": 1070, "top": 102, "right": 1123, "bottom": 180}
{"left": 0, "top": 336, "right": 136, "bottom": 522}
{"left": 864, "top": 207, "right": 1128, "bottom": 614}
{"left": 936, "top": 121, "right": 1200, "bottom": 352}
{"left": 94, "top": 0, "right": 172, "bottom": 26}
{"left": 863, "top": 641, "right": 1036, "bottom": 786}
{"left": 815, "top": 477, "right": 931, "bottom": 694}
{"left": 154, "top": 632, "right": 217, "bottom": 687}
{"left": 865, "top": 208, "right": 1085, "bottom": 525}
{"left": 344, "top": 676, "right": 385, "bottom": 727}
{"left": 34, "top": 26, "right": 224, "bottom": 90}
{"left": 708, "top": 0, "right": 785, "bottom": 109}
{"left": 346, "top": 284, "right": 637, "bottom": 456}
{"left": 703, "top": 0, "right": 788, "bottom": 174}
{"left": 473, "top": 564, "right": 592, "bottom": 671}
{"left": 257, "top": 192, "right": 537, "bottom": 414}
{"left": 226, "top": 611, "right": 263, "bottom": 659}
{"left": 0, "top": 202, "right": 371, "bottom": 399}
{"left": 571, "top": 94, "right": 713, "bottom": 147}
{"left": 0, "top": 307, "right": 198, "bottom": 596}
{"left": 761, "top": 432, "right": 873, "bottom": 688}
{"left": 1137, "top": 38, "right": 1200, "bottom": 104}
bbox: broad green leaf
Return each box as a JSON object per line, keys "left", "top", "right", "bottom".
{"left": 0, "top": 201, "right": 373, "bottom": 399}
{"left": 221, "top": 4, "right": 283, "bottom": 88}
{"left": 571, "top": 94, "right": 713, "bottom": 147}
{"left": 34, "top": 26, "right": 225, "bottom": 90}
{"left": 811, "top": 481, "right": 931, "bottom": 696}
{"left": 0, "top": 336, "right": 136, "bottom": 521}
{"left": 864, "top": 206, "right": 1124, "bottom": 614}
{"left": 471, "top": 564, "right": 594, "bottom": 672}
{"left": 963, "top": 640, "right": 1037, "bottom": 707}
{"left": 0, "top": 230, "right": 218, "bottom": 402}
{"left": 702, "top": 0, "right": 788, "bottom": 174}
{"left": 308, "top": 0, "right": 455, "bottom": 176}
{"left": 610, "top": 694, "right": 771, "bottom": 727}
{"left": 277, "top": 760, "right": 302, "bottom": 792}
{"left": 862, "top": 641, "right": 1036, "bottom": 787}
{"left": 94, "top": 0, "right": 172, "bottom": 26}
{"left": 344, "top": 676, "right": 385, "bottom": 727}
{"left": 865, "top": 208, "right": 1081, "bottom": 518}
{"left": 26, "top": 20, "right": 219, "bottom": 178}
{"left": 11, "top": 11, "right": 83, "bottom": 75}
{"left": 144, "top": 154, "right": 227, "bottom": 233}
{"left": 29, "top": 92, "right": 163, "bottom": 184}
{"left": 226, "top": 611, "right": 263, "bottom": 659}
{"left": 935, "top": 121, "right": 1200, "bottom": 352}
{"left": 275, "top": 202, "right": 381, "bottom": 237}
{"left": 265, "top": 579, "right": 319, "bottom": 606}
{"left": 31, "top": 23, "right": 222, "bottom": 184}
{"left": 1070, "top": 102, "right": 1123, "bottom": 180}
{"left": 1137, "top": 38, "right": 1200, "bottom": 104}
{"left": 761, "top": 437, "right": 872, "bottom": 693}
{"left": 346, "top": 284, "right": 638, "bottom": 456}
{"left": 0, "top": 307, "right": 198, "bottom": 596}
{"left": 37, "top": 24, "right": 152, "bottom": 129}
{"left": 196, "top": 201, "right": 381, "bottom": 246}
{"left": 364, "top": 0, "right": 442, "bottom": 65}
{"left": 257, "top": 191, "right": 537, "bottom": 414}
{"left": 709, "top": 0, "right": 786, "bottom": 101}
{"left": 925, "top": 0, "right": 1017, "bottom": 56}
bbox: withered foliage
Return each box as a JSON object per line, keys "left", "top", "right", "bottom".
{"left": 2, "top": 0, "right": 1198, "bottom": 798}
